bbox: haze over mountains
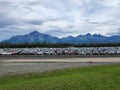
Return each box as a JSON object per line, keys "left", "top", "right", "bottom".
{"left": 2, "top": 31, "right": 120, "bottom": 44}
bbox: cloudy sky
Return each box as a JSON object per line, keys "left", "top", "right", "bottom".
{"left": 0, "top": 0, "right": 120, "bottom": 41}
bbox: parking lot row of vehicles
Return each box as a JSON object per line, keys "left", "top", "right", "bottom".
{"left": 0, "top": 47, "right": 120, "bottom": 55}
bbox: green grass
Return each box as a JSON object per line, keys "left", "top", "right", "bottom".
{"left": 0, "top": 65, "right": 120, "bottom": 90}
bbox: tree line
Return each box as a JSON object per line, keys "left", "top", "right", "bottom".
{"left": 0, "top": 42, "right": 120, "bottom": 48}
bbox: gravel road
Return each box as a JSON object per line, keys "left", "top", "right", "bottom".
{"left": 0, "top": 56, "right": 120, "bottom": 76}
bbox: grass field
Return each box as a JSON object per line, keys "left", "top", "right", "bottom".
{"left": 0, "top": 65, "right": 120, "bottom": 90}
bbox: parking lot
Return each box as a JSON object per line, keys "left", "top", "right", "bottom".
{"left": 0, "top": 47, "right": 120, "bottom": 55}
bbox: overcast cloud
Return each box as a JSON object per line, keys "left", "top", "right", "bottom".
{"left": 0, "top": 0, "right": 120, "bottom": 41}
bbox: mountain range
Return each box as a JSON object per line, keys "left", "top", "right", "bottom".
{"left": 2, "top": 31, "right": 120, "bottom": 44}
